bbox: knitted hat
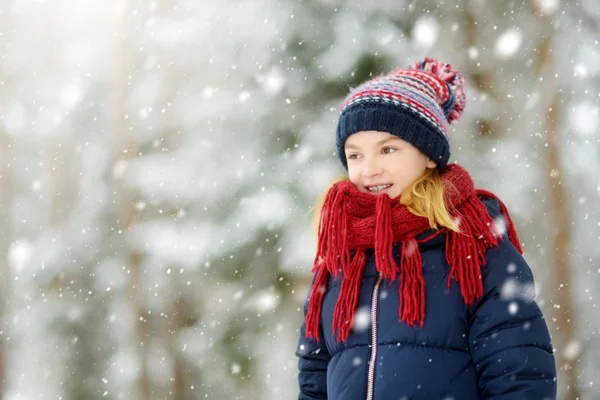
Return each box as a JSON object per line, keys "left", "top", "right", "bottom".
{"left": 336, "top": 57, "right": 467, "bottom": 170}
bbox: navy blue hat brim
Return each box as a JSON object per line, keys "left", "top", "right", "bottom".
{"left": 336, "top": 101, "right": 450, "bottom": 170}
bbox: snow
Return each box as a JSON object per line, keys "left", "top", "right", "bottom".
{"left": 563, "top": 340, "right": 581, "bottom": 361}
{"left": 506, "top": 263, "right": 517, "bottom": 274}
{"left": 570, "top": 102, "right": 599, "bottom": 136}
{"left": 500, "top": 278, "right": 536, "bottom": 302}
{"left": 468, "top": 47, "right": 479, "bottom": 60}
{"left": 574, "top": 63, "right": 588, "bottom": 78}
{"left": 231, "top": 362, "right": 241, "bottom": 374}
{"left": 316, "top": 11, "right": 364, "bottom": 79}
{"left": 533, "top": 0, "right": 560, "bottom": 14}
{"left": 494, "top": 29, "right": 523, "bottom": 59}
{"left": 59, "top": 82, "right": 83, "bottom": 109}
{"left": 257, "top": 66, "right": 287, "bottom": 96}
{"left": 248, "top": 288, "right": 280, "bottom": 313}
{"left": 493, "top": 216, "right": 507, "bottom": 237}
{"left": 582, "top": 0, "right": 600, "bottom": 16}
{"left": 412, "top": 17, "right": 439, "bottom": 50}
{"left": 353, "top": 306, "right": 371, "bottom": 332}
{"left": 8, "top": 240, "right": 34, "bottom": 272}
{"left": 4, "top": 102, "right": 26, "bottom": 134}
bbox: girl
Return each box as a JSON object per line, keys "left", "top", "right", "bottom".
{"left": 296, "top": 58, "right": 557, "bottom": 399}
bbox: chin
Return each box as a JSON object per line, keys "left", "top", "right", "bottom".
{"left": 388, "top": 186, "right": 405, "bottom": 199}
{"left": 388, "top": 191, "right": 402, "bottom": 200}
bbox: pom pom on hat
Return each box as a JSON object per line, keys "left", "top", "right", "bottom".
{"left": 335, "top": 57, "right": 468, "bottom": 170}
{"left": 415, "top": 57, "right": 467, "bottom": 124}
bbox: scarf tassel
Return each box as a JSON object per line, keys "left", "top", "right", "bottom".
{"left": 375, "top": 194, "right": 398, "bottom": 282}
{"left": 445, "top": 192, "right": 522, "bottom": 305}
{"left": 305, "top": 265, "right": 330, "bottom": 342}
{"left": 307, "top": 182, "right": 349, "bottom": 342}
{"left": 313, "top": 185, "right": 351, "bottom": 278}
{"left": 476, "top": 189, "right": 523, "bottom": 254}
{"left": 399, "top": 238, "right": 425, "bottom": 327}
{"left": 332, "top": 249, "right": 367, "bottom": 342}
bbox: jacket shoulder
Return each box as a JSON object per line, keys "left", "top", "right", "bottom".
{"left": 478, "top": 196, "right": 501, "bottom": 221}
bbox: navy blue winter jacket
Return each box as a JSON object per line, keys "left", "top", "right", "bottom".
{"left": 296, "top": 199, "right": 557, "bottom": 399}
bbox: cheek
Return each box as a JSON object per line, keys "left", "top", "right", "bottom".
{"left": 347, "top": 166, "right": 361, "bottom": 185}
{"left": 392, "top": 159, "right": 425, "bottom": 181}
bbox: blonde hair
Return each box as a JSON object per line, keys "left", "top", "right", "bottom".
{"left": 311, "top": 169, "right": 459, "bottom": 233}
{"left": 400, "top": 167, "right": 459, "bottom": 232}
{"left": 310, "top": 175, "right": 346, "bottom": 233}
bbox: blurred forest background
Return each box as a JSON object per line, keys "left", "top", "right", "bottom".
{"left": 0, "top": 0, "right": 599, "bottom": 399}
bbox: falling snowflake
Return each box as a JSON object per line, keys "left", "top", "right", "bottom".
{"left": 563, "top": 340, "right": 581, "bottom": 361}
{"left": 9, "top": 240, "right": 33, "bottom": 272}
{"left": 506, "top": 263, "right": 517, "bottom": 274}
{"left": 494, "top": 216, "right": 507, "bottom": 237}
{"left": 353, "top": 306, "right": 371, "bottom": 332}
{"left": 231, "top": 363, "right": 241, "bottom": 375}
{"left": 412, "top": 17, "right": 439, "bottom": 50}
{"left": 533, "top": 0, "right": 560, "bottom": 14}
{"left": 495, "top": 29, "right": 522, "bottom": 59}
{"left": 570, "top": 102, "right": 598, "bottom": 136}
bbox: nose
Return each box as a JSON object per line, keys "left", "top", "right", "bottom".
{"left": 362, "top": 155, "right": 382, "bottom": 178}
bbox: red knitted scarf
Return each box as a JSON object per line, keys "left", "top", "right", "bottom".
{"left": 305, "top": 164, "right": 522, "bottom": 342}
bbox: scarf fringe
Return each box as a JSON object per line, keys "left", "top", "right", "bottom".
{"left": 313, "top": 185, "right": 351, "bottom": 278}
{"left": 305, "top": 265, "right": 330, "bottom": 341}
{"left": 375, "top": 194, "right": 398, "bottom": 281}
{"left": 445, "top": 196, "right": 495, "bottom": 305}
{"left": 332, "top": 250, "right": 367, "bottom": 341}
{"left": 306, "top": 184, "right": 342, "bottom": 342}
{"left": 476, "top": 189, "right": 523, "bottom": 254}
{"left": 399, "top": 238, "right": 425, "bottom": 326}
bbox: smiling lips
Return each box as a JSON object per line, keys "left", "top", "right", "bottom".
{"left": 366, "top": 184, "right": 392, "bottom": 193}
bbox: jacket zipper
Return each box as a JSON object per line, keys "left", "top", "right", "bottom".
{"left": 366, "top": 273, "right": 383, "bottom": 400}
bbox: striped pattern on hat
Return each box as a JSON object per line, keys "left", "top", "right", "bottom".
{"left": 335, "top": 58, "right": 466, "bottom": 170}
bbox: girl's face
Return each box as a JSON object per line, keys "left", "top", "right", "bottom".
{"left": 344, "top": 130, "right": 437, "bottom": 199}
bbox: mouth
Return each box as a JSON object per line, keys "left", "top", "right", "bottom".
{"left": 365, "top": 184, "right": 393, "bottom": 194}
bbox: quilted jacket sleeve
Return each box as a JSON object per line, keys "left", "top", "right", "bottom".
{"left": 468, "top": 202, "right": 557, "bottom": 399}
{"left": 296, "top": 277, "right": 331, "bottom": 400}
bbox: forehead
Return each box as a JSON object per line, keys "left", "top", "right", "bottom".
{"left": 345, "top": 131, "right": 402, "bottom": 147}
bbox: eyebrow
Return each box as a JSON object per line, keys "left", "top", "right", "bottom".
{"left": 345, "top": 136, "right": 399, "bottom": 150}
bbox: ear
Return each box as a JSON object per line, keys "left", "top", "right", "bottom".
{"left": 426, "top": 159, "right": 437, "bottom": 169}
